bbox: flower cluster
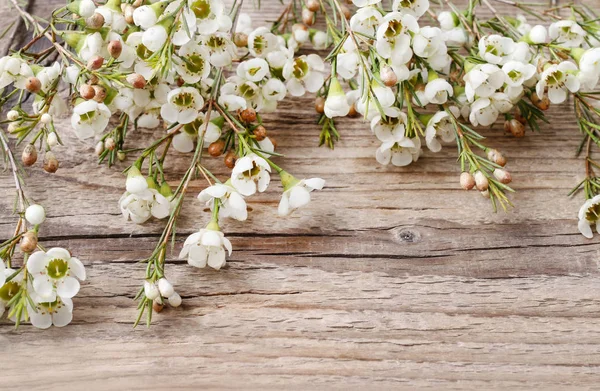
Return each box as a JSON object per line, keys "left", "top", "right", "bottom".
{"left": 3, "top": 0, "right": 600, "bottom": 329}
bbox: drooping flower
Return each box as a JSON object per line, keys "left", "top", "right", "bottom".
{"left": 424, "top": 78, "right": 453, "bottom": 104}
{"left": 578, "top": 195, "right": 600, "bottom": 239}
{"left": 198, "top": 181, "right": 248, "bottom": 221}
{"left": 425, "top": 108, "right": 458, "bottom": 152}
{"left": 278, "top": 171, "right": 325, "bottom": 216}
{"left": 27, "top": 247, "right": 86, "bottom": 301}
{"left": 376, "top": 137, "right": 421, "bottom": 166}
{"left": 324, "top": 77, "right": 350, "bottom": 118}
{"left": 469, "top": 93, "right": 512, "bottom": 127}
{"left": 370, "top": 107, "right": 408, "bottom": 143}
{"left": 231, "top": 153, "right": 271, "bottom": 196}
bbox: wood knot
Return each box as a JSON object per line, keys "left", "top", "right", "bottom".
{"left": 396, "top": 228, "right": 421, "bottom": 243}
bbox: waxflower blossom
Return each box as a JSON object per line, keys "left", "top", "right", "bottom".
{"left": 198, "top": 182, "right": 248, "bottom": 221}
{"left": 231, "top": 153, "right": 271, "bottom": 196}
{"left": 283, "top": 54, "right": 325, "bottom": 96}
{"left": 71, "top": 100, "right": 111, "bottom": 139}
{"left": 464, "top": 63, "right": 506, "bottom": 102}
{"left": 425, "top": 109, "right": 458, "bottom": 152}
{"left": 578, "top": 195, "right": 600, "bottom": 239}
{"left": 278, "top": 171, "right": 325, "bottom": 216}
{"left": 27, "top": 247, "right": 86, "bottom": 301}
{"left": 478, "top": 35, "right": 515, "bottom": 65}
{"left": 536, "top": 62, "right": 580, "bottom": 104}
{"left": 161, "top": 87, "right": 205, "bottom": 124}
{"left": 549, "top": 20, "right": 586, "bottom": 47}
{"left": 376, "top": 137, "right": 421, "bottom": 167}
{"left": 324, "top": 77, "right": 350, "bottom": 118}
{"left": 179, "top": 223, "right": 233, "bottom": 270}
{"left": 28, "top": 295, "right": 74, "bottom": 329}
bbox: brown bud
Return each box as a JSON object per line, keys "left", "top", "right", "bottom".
{"left": 132, "top": 0, "right": 143, "bottom": 7}
{"left": 514, "top": 107, "right": 527, "bottom": 125}
{"left": 459, "top": 172, "right": 475, "bottom": 190}
{"left": 92, "top": 85, "right": 107, "bottom": 103}
{"left": 95, "top": 141, "right": 105, "bottom": 156}
{"left": 306, "top": 0, "right": 320, "bottom": 12}
{"left": 315, "top": 97, "right": 325, "bottom": 114}
{"left": 22, "top": 144, "right": 38, "bottom": 166}
{"left": 80, "top": 84, "right": 96, "bottom": 100}
{"left": 105, "top": 137, "right": 116, "bottom": 151}
{"left": 239, "top": 108, "right": 257, "bottom": 123}
{"left": 25, "top": 77, "right": 41, "bottom": 93}
{"left": 530, "top": 92, "right": 549, "bottom": 110}
{"left": 176, "top": 77, "right": 185, "bottom": 87}
{"left": 474, "top": 171, "right": 489, "bottom": 192}
{"left": 348, "top": 103, "right": 359, "bottom": 118}
{"left": 107, "top": 40, "right": 123, "bottom": 59}
{"left": 43, "top": 151, "right": 59, "bottom": 173}
{"left": 302, "top": 8, "right": 315, "bottom": 26}
{"left": 87, "top": 55, "right": 104, "bottom": 70}
{"left": 506, "top": 119, "right": 525, "bottom": 138}
{"left": 86, "top": 12, "right": 105, "bottom": 29}
{"left": 127, "top": 73, "right": 146, "bottom": 89}
{"left": 88, "top": 74, "right": 99, "bottom": 85}
{"left": 224, "top": 151, "right": 237, "bottom": 169}
{"left": 253, "top": 125, "right": 267, "bottom": 141}
{"left": 233, "top": 32, "right": 248, "bottom": 48}
{"left": 152, "top": 300, "right": 164, "bottom": 313}
{"left": 124, "top": 5, "right": 134, "bottom": 24}
{"left": 20, "top": 231, "right": 38, "bottom": 253}
{"left": 340, "top": 4, "right": 351, "bottom": 19}
{"left": 493, "top": 168, "right": 512, "bottom": 184}
{"left": 208, "top": 140, "right": 225, "bottom": 157}
{"left": 380, "top": 66, "right": 398, "bottom": 87}
{"left": 486, "top": 149, "right": 506, "bottom": 167}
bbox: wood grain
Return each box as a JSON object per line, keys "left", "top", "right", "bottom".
{"left": 2, "top": 0, "right": 600, "bottom": 389}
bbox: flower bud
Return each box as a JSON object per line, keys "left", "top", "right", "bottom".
{"left": 531, "top": 92, "right": 549, "bottom": 110}
{"left": 40, "top": 113, "right": 52, "bottom": 124}
{"left": 474, "top": 171, "right": 489, "bottom": 191}
{"left": 126, "top": 166, "right": 147, "bottom": 193}
{"left": 168, "top": 292, "right": 182, "bottom": 307}
{"left": 233, "top": 32, "right": 248, "bottom": 47}
{"left": 95, "top": 141, "right": 105, "bottom": 156}
{"left": 68, "top": 0, "right": 96, "bottom": 18}
{"left": 126, "top": 73, "right": 146, "bottom": 89}
{"left": 117, "top": 150, "right": 126, "bottom": 161}
{"left": 529, "top": 25, "right": 547, "bottom": 44}
{"left": 25, "top": 204, "right": 46, "bottom": 225}
{"left": 157, "top": 278, "right": 174, "bottom": 297}
{"left": 25, "top": 77, "right": 41, "bottom": 93}
{"left": 80, "top": 84, "right": 95, "bottom": 100}
{"left": 460, "top": 172, "right": 475, "bottom": 190}
{"left": 144, "top": 281, "right": 160, "bottom": 300}
{"left": 486, "top": 149, "right": 506, "bottom": 167}
{"left": 152, "top": 299, "right": 164, "bottom": 312}
{"left": 480, "top": 189, "right": 490, "bottom": 198}
{"left": 22, "top": 144, "right": 37, "bottom": 166}
{"left": 380, "top": 66, "right": 398, "bottom": 87}
{"left": 493, "top": 168, "right": 512, "bottom": 184}
{"left": 7, "top": 122, "right": 19, "bottom": 133}
{"left": 253, "top": 125, "right": 267, "bottom": 141}
{"left": 224, "top": 151, "right": 236, "bottom": 169}
{"left": 315, "top": 97, "right": 325, "bottom": 114}
{"left": 132, "top": 0, "right": 143, "bottom": 7}
{"left": 340, "top": 4, "right": 351, "bottom": 19}
{"left": 86, "top": 12, "right": 105, "bottom": 29}
{"left": 292, "top": 23, "right": 309, "bottom": 43}
{"left": 47, "top": 132, "right": 58, "bottom": 147}
{"left": 208, "top": 140, "right": 225, "bottom": 157}
{"left": 20, "top": 231, "right": 38, "bottom": 253}
{"left": 306, "top": 0, "right": 320, "bottom": 12}
{"left": 107, "top": 40, "right": 122, "bottom": 59}
{"left": 105, "top": 137, "right": 116, "bottom": 151}
{"left": 505, "top": 119, "right": 525, "bottom": 138}
{"left": 92, "top": 85, "right": 107, "bottom": 103}
{"left": 348, "top": 103, "right": 359, "bottom": 117}
{"left": 124, "top": 5, "right": 134, "bottom": 24}
{"left": 7, "top": 110, "right": 19, "bottom": 121}
{"left": 87, "top": 55, "right": 104, "bottom": 70}
{"left": 239, "top": 108, "right": 257, "bottom": 123}
{"left": 302, "top": 8, "right": 315, "bottom": 26}
{"left": 43, "top": 151, "right": 59, "bottom": 173}
{"left": 514, "top": 107, "right": 527, "bottom": 125}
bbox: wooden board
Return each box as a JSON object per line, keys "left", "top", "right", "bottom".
{"left": 2, "top": 0, "right": 600, "bottom": 389}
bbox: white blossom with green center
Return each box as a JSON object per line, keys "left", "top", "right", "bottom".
{"left": 160, "top": 87, "right": 204, "bottom": 124}
{"left": 477, "top": 34, "right": 516, "bottom": 65}
{"left": 180, "top": 227, "right": 232, "bottom": 270}
{"left": 376, "top": 12, "right": 418, "bottom": 65}
{"left": 425, "top": 108, "right": 459, "bottom": 153}
{"left": 536, "top": 62, "right": 580, "bottom": 104}
{"left": 70, "top": 100, "right": 111, "bottom": 140}
{"left": 231, "top": 153, "right": 271, "bottom": 196}
{"left": 282, "top": 54, "right": 325, "bottom": 97}
{"left": 27, "top": 248, "right": 86, "bottom": 302}
{"left": 578, "top": 195, "right": 600, "bottom": 239}
{"left": 392, "top": 0, "right": 429, "bottom": 18}
{"left": 28, "top": 296, "right": 73, "bottom": 329}
{"left": 176, "top": 42, "right": 211, "bottom": 84}
{"left": 376, "top": 137, "right": 421, "bottom": 167}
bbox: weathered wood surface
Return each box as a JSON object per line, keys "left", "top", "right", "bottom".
{"left": 2, "top": 0, "right": 600, "bottom": 389}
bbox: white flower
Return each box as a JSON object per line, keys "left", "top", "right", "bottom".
{"left": 376, "top": 137, "right": 421, "bottom": 166}
{"left": 71, "top": 100, "right": 111, "bottom": 139}
{"left": 133, "top": 2, "right": 168, "bottom": 29}
{"left": 179, "top": 227, "right": 232, "bottom": 269}
{"left": 324, "top": 77, "right": 350, "bottom": 118}
{"left": 142, "top": 25, "right": 168, "bottom": 52}
{"left": 189, "top": 0, "right": 230, "bottom": 35}
{"left": 0, "top": 56, "right": 33, "bottom": 89}
{"left": 469, "top": 93, "right": 512, "bottom": 127}
{"left": 529, "top": 25, "right": 548, "bottom": 44}
{"left": 68, "top": 0, "right": 96, "bottom": 18}
{"left": 248, "top": 27, "right": 279, "bottom": 57}
{"left": 425, "top": 108, "right": 458, "bottom": 152}
{"left": 536, "top": 62, "right": 580, "bottom": 104}
{"left": 237, "top": 58, "right": 270, "bottom": 82}
{"left": 25, "top": 204, "right": 46, "bottom": 225}
{"left": 120, "top": 188, "right": 171, "bottom": 224}
{"left": 172, "top": 112, "right": 221, "bottom": 153}
{"left": 172, "top": 8, "right": 197, "bottom": 46}
{"left": 28, "top": 296, "right": 73, "bottom": 329}
{"left": 201, "top": 33, "right": 235, "bottom": 67}
{"left": 370, "top": 107, "right": 407, "bottom": 142}
{"left": 283, "top": 54, "right": 325, "bottom": 96}
{"left": 144, "top": 280, "right": 160, "bottom": 300}
{"left": 438, "top": 11, "right": 457, "bottom": 30}
{"left": 157, "top": 278, "right": 174, "bottom": 297}
{"left": 579, "top": 48, "right": 600, "bottom": 90}
{"left": 352, "top": 0, "right": 381, "bottom": 7}
{"left": 311, "top": 31, "right": 329, "bottom": 50}
{"left": 424, "top": 78, "right": 453, "bottom": 104}
{"left": 198, "top": 182, "right": 248, "bottom": 221}
{"left": 126, "top": 166, "right": 148, "bottom": 194}
{"left": 27, "top": 247, "right": 86, "bottom": 301}
{"left": 350, "top": 7, "right": 383, "bottom": 36}
{"left": 161, "top": 87, "right": 204, "bottom": 124}
{"left": 412, "top": 27, "right": 450, "bottom": 70}
{"left": 578, "top": 195, "right": 600, "bottom": 238}
{"left": 278, "top": 172, "right": 325, "bottom": 216}
{"left": 502, "top": 61, "right": 536, "bottom": 87}
{"left": 336, "top": 51, "right": 359, "bottom": 80}
{"left": 478, "top": 35, "right": 515, "bottom": 65}
{"left": 549, "top": 20, "right": 586, "bottom": 47}
{"left": 392, "top": 0, "right": 429, "bottom": 18}
{"left": 464, "top": 63, "right": 505, "bottom": 102}
{"left": 231, "top": 153, "right": 271, "bottom": 196}
{"left": 376, "top": 12, "right": 418, "bottom": 65}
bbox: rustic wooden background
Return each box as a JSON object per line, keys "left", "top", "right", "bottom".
{"left": 2, "top": 0, "right": 600, "bottom": 389}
